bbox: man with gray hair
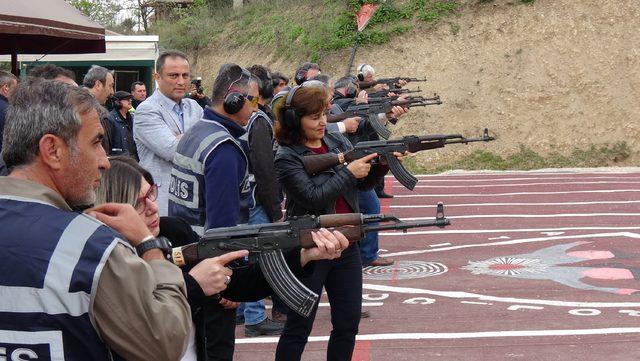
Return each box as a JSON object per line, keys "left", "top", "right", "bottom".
{"left": 83, "top": 65, "right": 114, "bottom": 105}
{"left": 134, "top": 50, "right": 203, "bottom": 215}
{"left": 0, "top": 70, "right": 17, "bottom": 153}
{"left": 0, "top": 78, "right": 191, "bottom": 360}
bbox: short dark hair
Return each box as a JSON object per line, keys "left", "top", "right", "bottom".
{"left": 273, "top": 86, "right": 329, "bottom": 146}
{"left": 130, "top": 81, "right": 145, "bottom": 92}
{"left": 249, "top": 64, "right": 272, "bottom": 99}
{"left": 29, "top": 64, "right": 76, "bottom": 82}
{"left": 211, "top": 63, "right": 258, "bottom": 105}
{"left": 334, "top": 76, "right": 357, "bottom": 90}
{"left": 294, "top": 62, "right": 321, "bottom": 85}
{"left": 309, "top": 74, "right": 332, "bottom": 87}
{"left": 156, "top": 50, "right": 189, "bottom": 73}
{"left": 272, "top": 72, "right": 289, "bottom": 85}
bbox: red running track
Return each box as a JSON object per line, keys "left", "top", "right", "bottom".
{"left": 233, "top": 170, "right": 640, "bottom": 361}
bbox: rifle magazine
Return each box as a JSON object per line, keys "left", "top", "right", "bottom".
{"left": 388, "top": 156, "right": 418, "bottom": 190}
{"left": 258, "top": 250, "right": 318, "bottom": 317}
{"left": 368, "top": 114, "right": 391, "bottom": 139}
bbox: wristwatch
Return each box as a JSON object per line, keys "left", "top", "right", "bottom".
{"left": 136, "top": 236, "right": 172, "bottom": 258}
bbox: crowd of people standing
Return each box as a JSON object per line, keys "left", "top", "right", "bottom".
{"left": 0, "top": 49, "right": 413, "bottom": 361}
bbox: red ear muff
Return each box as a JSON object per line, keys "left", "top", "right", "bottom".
{"left": 283, "top": 86, "right": 301, "bottom": 130}
{"left": 223, "top": 92, "right": 246, "bottom": 114}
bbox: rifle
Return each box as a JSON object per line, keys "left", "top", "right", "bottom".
{"left": 327, "top": 94, "right": 443, "bottom": 139}
{"left": 369, "top": 87, "right": 423, "bottom": 98}
{"left": 358, "top": 77, "right": 427, "bottom": 89}
{"left": 302, "top": 129, "right": 496, "bottom": 190}
{"left": 367, "top": 95, "right": 428, "bottom": 104}
{"left": 170, "top": 206, "right": 450, "bottom": 317}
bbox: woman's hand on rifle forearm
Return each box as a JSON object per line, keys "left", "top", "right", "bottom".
{"left": 300, "top": 228, "right": 350, "bottom": 267}
{"left": 380, "top": 151, "right": 411, "bottom": 165}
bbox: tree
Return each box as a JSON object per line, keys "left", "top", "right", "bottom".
{"left": 67, "top": 0, "right": 123, "bottom": 28}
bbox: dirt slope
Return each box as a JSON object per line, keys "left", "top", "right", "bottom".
{"left": 191, "top": 0, "right": 640, "bottom": 168}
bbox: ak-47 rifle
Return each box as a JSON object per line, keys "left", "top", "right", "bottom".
{"left": 302, "top": 129, "right": 496, "bottom": 190}
{"left": 358, "top": 77, "right": 427, "bottom": 90}
{"left": 327, "top": 94, "right": 442, "bottom": 139}
{"left": 170, "top": 206, "right": 450, "bottom": 317}
{"left": 369, "top": 87, "right": 422, "bottom": 98}
{"left": 367, "top": 95, "right": 427, "bottom": 104}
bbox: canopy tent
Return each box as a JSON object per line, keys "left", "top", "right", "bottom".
{"left": 0, "top": 0, "right": 105, "bottom": 75}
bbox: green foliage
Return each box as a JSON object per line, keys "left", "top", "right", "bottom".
{"left": 421, "top": 142, "right": 632, "bottom": 173}
{"left": 411, "top": 0, "right": 460, "bottom": 22}
{"left": 155, "top": 0, "right": 459, "bottom": 61}
{"left": 66, "top": 0, "right": 122, "bottom": 28}
{"left": 153, "top": 3, "right": 224, "bottom": 53}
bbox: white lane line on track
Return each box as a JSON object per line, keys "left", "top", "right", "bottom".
{"left": 429, "top": 243, "right": 452, "bottom": 247}
{"left": 379, "top": 226, "right": 640, "bottom": 236}
{"left": 391, "top": 200, "right": 640, "bottom": 208}
{"left": 402, "top": 213, "right": 640, "bottom": 221}
{"left": 362, "top": 283, "right": 640, "bottom": 308}
{"left": 379, "top": 232, "right": 640, "bottom": 257}
{"left": 395, "top": 181, "right": 640, "bottom": 188}
{"left": 394, "top": 189, "right": 640, "bottom": 198}
{"left": 236, "top": 328, "right": 640, "bottom": 344}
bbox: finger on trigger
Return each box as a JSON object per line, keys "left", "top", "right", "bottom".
{"left": 216, "top": 250, "right": 249, "bottom": 266}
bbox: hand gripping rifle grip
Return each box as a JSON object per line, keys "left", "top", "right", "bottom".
{"left": 258, "top": 250, "right": 318, "bottom": 317}
{"left": 387, "top": 155, "right": 418, "bottom": 190}
{"left": 368, "top": 114, "right": 391, "bottom": 140}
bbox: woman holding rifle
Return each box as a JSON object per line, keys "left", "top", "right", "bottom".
{"left": 92, "top": 156, "right": 349, "bottom": 361}
{"left": 272, "top": 81, "right": 406, "bottom": 361}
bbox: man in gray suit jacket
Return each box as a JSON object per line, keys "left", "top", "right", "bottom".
{"left": 134, "top": 50, "right": 204, "bottom": 215}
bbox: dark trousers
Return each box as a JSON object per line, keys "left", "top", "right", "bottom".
{"left": 275, "top": 244, "right": 362, "bottom": 361}
{"left": 271, "top": 293, "right": 289, "bottom": 315}
{"left": 204, "top": 300, "right": 236, "bottom": 361}
{"left": 374, "top": 174, "right": 385, "bottom": 194}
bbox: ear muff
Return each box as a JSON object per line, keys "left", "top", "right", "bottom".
{"left": 223, "top": 92, "right": 246, "bottom": 114}
{"left": 294, "top": 69, "right": 308, "bottom": 86}
{"left": 356, "top": 63, "right": 367, "bottom": 82}
{"left": 283, "top": 86, "right": 301, "bottom": 130}
{"left": 222, "top": 68, "right": 252, "bottom": 114}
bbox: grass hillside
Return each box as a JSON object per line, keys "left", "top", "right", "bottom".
{"left": 156, "top": 0, "right": 640, "bottom": 172}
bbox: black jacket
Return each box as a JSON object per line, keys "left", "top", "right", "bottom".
{"left": 247, "top": 105, "right": 282, "bottom": 222}
{"left": 274, "top": 132, "right": 387, "bottom": 218}
{"left": 159, "top": 216, "right": 312, "bottom": 361}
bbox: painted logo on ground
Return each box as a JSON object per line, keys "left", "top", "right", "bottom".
{"left": 363, "top": 260, "right": 448, "bottom": 280}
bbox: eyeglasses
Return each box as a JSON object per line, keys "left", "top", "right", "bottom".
{"left": 134, "top": 184, "right": 158, "bottom": 214}
{"left": 246, "top": 94, "right": 259, "bottom": 107}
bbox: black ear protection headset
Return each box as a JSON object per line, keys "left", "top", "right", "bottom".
{"left": 223, "top": 68, "right": 252, "bottom": 114}
{"left": 294, "top": 68, "right": 308, "bottom": 86}
{"left": 356, "top": 64, "right": 367, "bottom": 82}
{"left": 282, "top": 86, "right": 301, "bottom": 130}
